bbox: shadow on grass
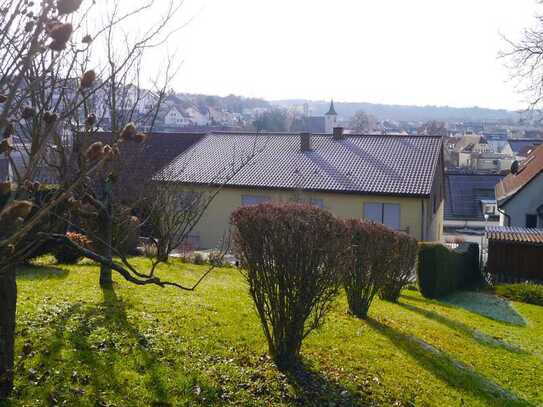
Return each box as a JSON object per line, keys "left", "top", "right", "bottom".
{"left": 23, "top": 287, "right": 218, "bottom": 405}
{"left": 16, "top": 265, "right": 69, "bottom": 281}
{"left": 442, "top": 291, "right": 526, "bottom": 326}
{"left": 283, "top": 360, "right": 370, "bottom": 407}
{"left": 397, "top": 301, "right": 527, "bottom": 354}
{"left": 365, "top": 318, "right": 533, "bottom": 407}
{"left": 401, "top": 291, "right": 526, "bottom": 327}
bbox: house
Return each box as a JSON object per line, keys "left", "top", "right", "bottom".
{"left": 185, "top": 107, "right": 210, "bottom": 127}
{"left": 444, "top": 172, "right": 504, "bottom": 239}
{"left": 91, "top": 131, "right": 205, "bottom": 200}
{"left": 508, "top": 139, "right": 543, "bottom": 160}
{"left": 155, "top": 130, "right": 445, "bottom": 249}
{"left": 453, "top": 135, "right": 514, "bottom": 172}
{"left": 164, "top": 106, "right": 192, "bottom": 128}
{"left": 496, "top": 144, "right": 543, "bottom": 228}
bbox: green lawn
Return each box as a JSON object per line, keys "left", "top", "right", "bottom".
{"left": 4, "top": 257, "right": 543, "bottom": 406}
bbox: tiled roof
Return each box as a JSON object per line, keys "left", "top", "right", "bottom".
{"left": 156, "top": 132, "right": 443, "bottom": 197}
{"left": 487, "top": 226, "right": 543, "bottom": 245}
{"left": 496, "top": 144, "right": 543, "bottom": 205}
{"left": 92, "top": 131, "right": 204, "bottom": 198}
{"left": 445, "top": 173, "right": 504, "bottom": 220}
{"left": 508, "top": 139, "right": 542, "bottom": 155}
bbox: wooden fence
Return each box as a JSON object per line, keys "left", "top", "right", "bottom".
{"left": 487, "top": 240, "right": 543, "bottom": 283}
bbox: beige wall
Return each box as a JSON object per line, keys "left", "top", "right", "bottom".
{"left": 185, "top": 186, "right": 442, "bottom": 249}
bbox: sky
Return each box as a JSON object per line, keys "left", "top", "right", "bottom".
{"left": 141, "top": 0, "right": 541, "bottom": 110}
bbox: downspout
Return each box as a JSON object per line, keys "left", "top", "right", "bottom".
{"left": 421, "top": 199, "right": 426, "bottom": 241}
{"left": 497, "top": 206, "right": 511, "bottom": 227}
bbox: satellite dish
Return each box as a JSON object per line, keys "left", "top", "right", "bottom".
{"left": 511, "top": 160, "right": 519, "bottom": 175}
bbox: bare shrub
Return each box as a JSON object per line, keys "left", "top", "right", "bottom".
{"left": 192, "top": 252, "right": 205, "bottom": 265}
{"left": 342, "top": 220, "right": 389, "bottom": 318}
{"left": 379, "top": 232, "right": 418, "bottom": 302}
{"left": 208, "top": 251, "right": 226, "bottom": 267}
{"left": 231, "top": 203, "right": 345, "bottom": 370}
{"left": 54, "top": 233, "right": 92, "bottom": 264}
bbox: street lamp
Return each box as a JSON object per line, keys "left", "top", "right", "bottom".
{"left": 482, "top": 213, "right": 489, "bottom": 267}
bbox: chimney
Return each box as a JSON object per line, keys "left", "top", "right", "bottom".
{"left": 333, "top": 127, "right": 345, "bottom": 140}
{"left": 300, "top": 132, "right": 311, "bottom": 152}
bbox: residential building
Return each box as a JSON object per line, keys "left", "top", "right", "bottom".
{"left": 164, "top": 106, "right": 192, "bottom": 127}
{"left": 509, "top": 139, "right": 543, "bottom": 160}
{"left": 452, "top": 134, "right": 515, "bottom": 172}
{"left": 155, "top": 131, "right": 445, "bottom": 249}
{"left": 496, "top": 144, "right": 543, "bottom": 228}
{"left": 185, "top": 107, "right": 210, "bottom": 127}
{"left": 444, "top": 172, "right": 504, "bottom": 239}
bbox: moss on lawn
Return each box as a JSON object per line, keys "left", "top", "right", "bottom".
{"left": 3, "top": 257, "right": 543, "bottom": 406}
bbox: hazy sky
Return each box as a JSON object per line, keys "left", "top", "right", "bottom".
{"left": 149, "top": 0, "right": 541, "bottom": 110}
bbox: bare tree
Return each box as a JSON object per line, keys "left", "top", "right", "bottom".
{"left": 143, "top": 133, "right": 268, "bottom": 265}
{"left": 0, "top": 0, "right": 194, "bottom": 398}
{"left": 349, "top": 110, "right": 378, "bottom": 133}
{"left": 417, "top": 120, "right": 447, "bottom": 137}
{"left": 502, "top": 6, "right": 543, "bottom": 110}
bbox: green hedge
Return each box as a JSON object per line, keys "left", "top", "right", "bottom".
{"left": 417, "top": 243, "right": 480, "bottom": 299}
{"left": 495, "top": 284, "right": 543, "bottom": 306}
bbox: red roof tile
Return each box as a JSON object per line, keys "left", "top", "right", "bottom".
{"left": 487, "top": 226, "right": 543, "bottom": 245}
{"left": 496, "top": 144, "right": 543, "bottom": 205}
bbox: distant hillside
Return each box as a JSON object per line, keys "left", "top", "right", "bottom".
{"left": 176, "top": 93, "right": 270, "bottom": 114}
{"left": 272, "top": 99, "right": 520, "bottom": 123}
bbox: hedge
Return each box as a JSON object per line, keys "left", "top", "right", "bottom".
{"left": 495, "top": 284, "right": 543, "bottom": 306}
{"left": 417, "top": 242, "right": 480, "bottom": 299}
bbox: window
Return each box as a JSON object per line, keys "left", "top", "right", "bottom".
{"left": 241, "top": 195, "right": 271, "bottom": 206}
{"left": 309, "top": 198, "right": 324, "bottom": 209}
{"left": 526, "top": 214, "right": 538, "bottom": 229}
{"left": 364, "top": 203, "right": 401, "bottom": 230}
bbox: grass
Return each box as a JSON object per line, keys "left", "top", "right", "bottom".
{"left": 495, "top": 283, "right": 543, "bottom": 307}
{"left": 4, "top": 257, "right": 543, "bottom": 406}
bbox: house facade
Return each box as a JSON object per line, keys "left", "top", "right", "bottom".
{"left": 444, "top": 172, "right": 504, "bottom": 239}
{"left": 496, "top": 144, "right": 543, "bottom": 228}
{"left": 164, "top": 107, "right": 192, "bottom": 127}
{"left": 155, "top": 131, "right": 445, "bottom": 249}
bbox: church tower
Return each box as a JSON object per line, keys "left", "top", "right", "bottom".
{"left": 324, "top": 100, "right": 337, "bottom": 133}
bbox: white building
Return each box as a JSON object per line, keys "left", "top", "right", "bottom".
{"left": 185, "top": 107, "right": 210, "bottom": 127}
{"left": 496, "top": 145, "right": 543, "bottom": 228}
{"left": 164, "top": 106, "right": 191, "bottom": 127}
{"left": 324, "top": 100, "right": 338, "bottom": 133}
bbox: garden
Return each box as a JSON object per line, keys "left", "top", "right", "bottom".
{"left": 4, "top": 203, "right": 543, "bottom": 406}
{"left": 6, "top": 257, "right": 543, "bottom": 406}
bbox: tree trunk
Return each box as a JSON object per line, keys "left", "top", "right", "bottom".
{"left": 0, "top": 268, "right": 16, "bottom": 400}
{"left": 98, "top": 211, "right": 113, "bottom": 287}
{"left": 99, "top": 179, "right": 113, "bottom": 288}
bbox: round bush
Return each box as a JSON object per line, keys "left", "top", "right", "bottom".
{"left": 231, "top": 203, "right": 346, "bottom": 369}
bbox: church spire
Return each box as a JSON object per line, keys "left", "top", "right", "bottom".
{"left": 325, "top": 99, "right": 337, "bottom": 116}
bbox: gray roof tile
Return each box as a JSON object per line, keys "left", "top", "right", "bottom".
{"left": 156, "top": 132, "right": 443, "bottom": 197}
